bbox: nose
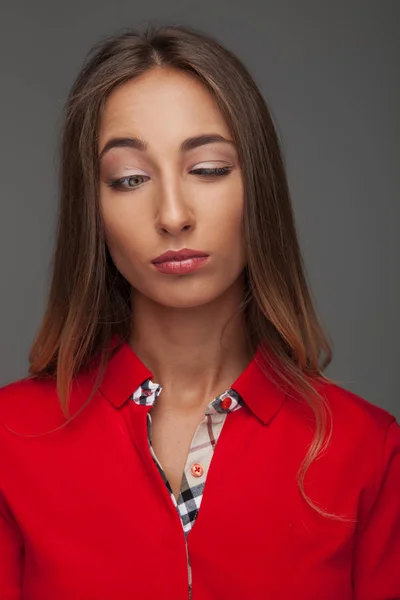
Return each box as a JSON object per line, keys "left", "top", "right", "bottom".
{"left": 156, "top": 177, "right": 195, "bottom": 237}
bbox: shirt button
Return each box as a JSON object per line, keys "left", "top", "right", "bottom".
{"left": 191, "top": 463, "right": 204, "bottom": 477}
{"left": 221, "top": 397, "right": 232, "bottom": 410}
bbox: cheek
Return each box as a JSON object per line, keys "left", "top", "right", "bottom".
{"left": 204, "top": 182, "right": 245, "bottom": 256}
{"left": 100, "top": 195, "right": 150, "bottom": 270}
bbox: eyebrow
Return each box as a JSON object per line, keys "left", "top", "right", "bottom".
{"left": 98, "top": 133, "right": 235, "bottom": 160}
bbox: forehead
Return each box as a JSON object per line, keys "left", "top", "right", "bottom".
{"left": 98, "top": 67, "right": 231, "bottom": 147}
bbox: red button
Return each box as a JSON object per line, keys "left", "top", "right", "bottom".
{"left": 191, "top": 463, "right": 204, "bottom": 477}
{"left": 221, "top": 397, "right": 232, "bottom": 410}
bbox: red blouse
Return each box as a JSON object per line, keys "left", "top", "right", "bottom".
{"left": 0, "top": 341, "right": 399, "bottom": 599}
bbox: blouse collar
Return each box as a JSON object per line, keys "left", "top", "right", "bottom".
{"left": 97, "top": 338, "right": 287, "bottom": 426}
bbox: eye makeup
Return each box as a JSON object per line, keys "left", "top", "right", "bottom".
{"left": 105, "top": 163, "right": 234, "bottom": 192}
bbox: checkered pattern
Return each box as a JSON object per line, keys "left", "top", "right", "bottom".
{"left": 129, "top": 380, "right": 244, "bottom": 600}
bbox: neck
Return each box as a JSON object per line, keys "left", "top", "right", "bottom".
{"left": 128, "top": 280, "right": 252, "bottom": 411}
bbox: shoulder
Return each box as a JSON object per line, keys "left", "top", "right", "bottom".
{"left": 0, "top": 375, "right": 58, "bottom": 411}
{"left": 315, "top": 377, "right": 397, "bottom": 431}
{"left": 0, "top": 370, "right": 97, "bottom": 434}
{"left": 311, "top": 377, "right": 399, "bottom": 470}
{"left": 0, "top": 376, "right": 62, "bottom": 432}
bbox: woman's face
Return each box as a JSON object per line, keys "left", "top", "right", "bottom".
{"left": 98, "top": 67, "right": 246, "bottom": 309}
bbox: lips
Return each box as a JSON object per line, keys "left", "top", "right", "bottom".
{"left": 151, "top": 248, "right": 209, "bottom": 264}
{"left": 151, "top": 248, "right": 210, "bottom": 275}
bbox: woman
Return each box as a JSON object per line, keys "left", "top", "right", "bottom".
{"left": 0, "top": 23, "right": 399, "bottom": 600}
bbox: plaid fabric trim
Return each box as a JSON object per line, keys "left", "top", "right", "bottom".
{"left": 131, "top": 379, "right": 244, "bottom": 599}
{"left": 130, "top": 379, "right": 162, "bottom": 405}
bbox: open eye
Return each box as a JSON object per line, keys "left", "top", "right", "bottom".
{"left": 107, "top": 174, "right": 150, "bottom": 191}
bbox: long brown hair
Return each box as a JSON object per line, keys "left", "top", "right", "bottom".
{"left": 29, "top": 23, "right": 343, "bottom": 519}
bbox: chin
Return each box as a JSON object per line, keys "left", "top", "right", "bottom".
{"left": 133, "top": 278, "right": 236, "bottom": 310}
{"left": 130, "top": 269, "right": 246, "bottom": 310}
{"left": 152, "top": 288, "right": 223, "bottom": 309}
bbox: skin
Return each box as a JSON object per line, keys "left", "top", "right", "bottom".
{"left": 98, "top": 66, "right": 252, "bottom": 417}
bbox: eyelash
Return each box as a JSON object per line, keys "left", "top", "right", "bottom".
{"left": 107, "top": 166, "right": 233, "bottom": 192}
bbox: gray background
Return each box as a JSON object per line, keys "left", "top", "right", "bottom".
{"left": 0, "top": 1, "right": 398, "bottom": 418}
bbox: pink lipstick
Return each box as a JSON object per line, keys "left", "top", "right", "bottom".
{"left": 151, "top": 248, "right": 209, "bottom": 275}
